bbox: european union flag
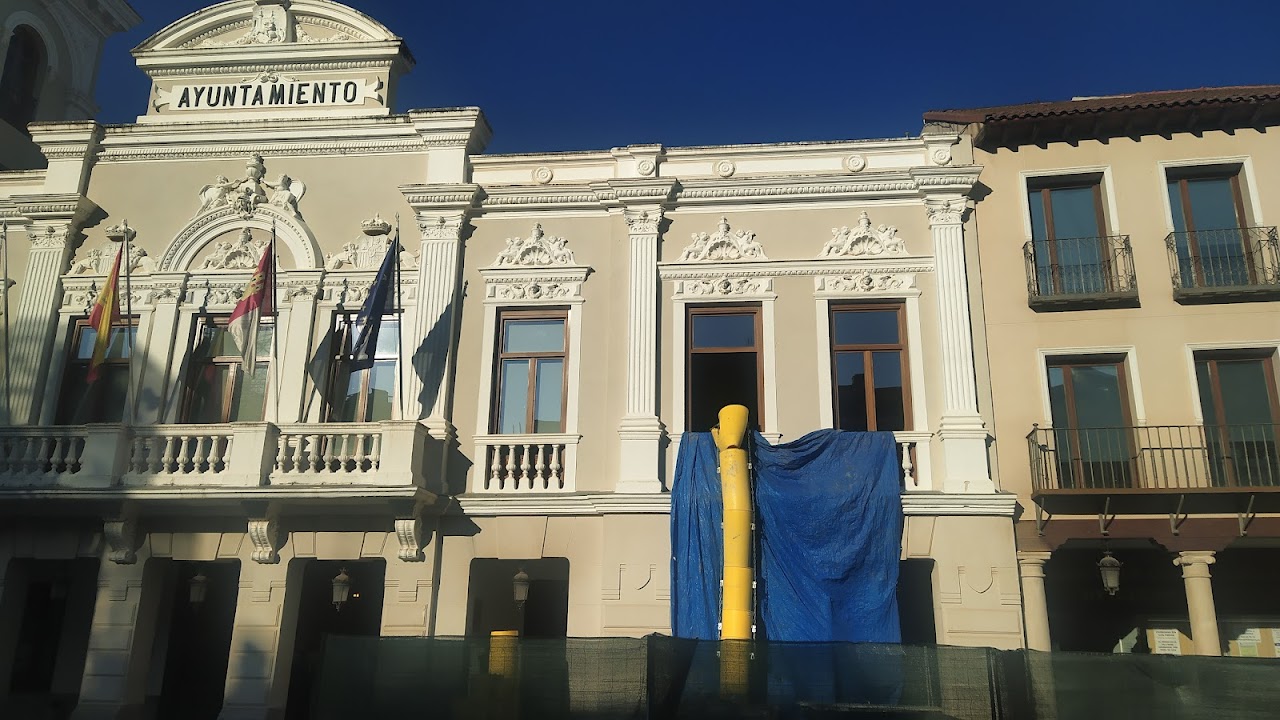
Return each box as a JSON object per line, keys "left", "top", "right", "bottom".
{"left": 350, "top": 233, "right": 399, "bottom": 367}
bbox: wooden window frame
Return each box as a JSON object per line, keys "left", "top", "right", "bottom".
{"left": 324, "top": 312, "right": 402, "bottom": 423}
{"left": 685, "top": 304, "right": 764, "bottom": 432}
{"left": 829, "top": 302, "right": 912, "bottom": 432}
{"left": 1047, "top": 355, "right": 1135, "bottom": 487}
{"left": 180, "top": 315, "right": 273, "bottom": 424}
{"left": 1194, "top": 351, "right": 1280, "bottom": 486}
{"left": 1168, "top": 168, "right": 1254, "bottom": 286}
{"left": 1028, "top": 178, "right": 1110, "bottom": 295}
{"left": 55, "top": 318, "right": 136, "bottom": 424}
{"left": 490, "top": 309, "right": 569, "bottom": 434}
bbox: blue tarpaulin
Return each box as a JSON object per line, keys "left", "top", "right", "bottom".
{"left": 670, "top": 430, "right": 903, "bottom": 643}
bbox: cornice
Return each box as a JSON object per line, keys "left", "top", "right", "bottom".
{"left": 143, "top": 59, "right": 389, "bottom": 78}
{"left": 11, "top": 194, "right": 98, "bottom": 225}
{"left": 98, "top": 136, "right": 426, "bottom": 162}
{"left": 657, "top": 256, "right": 935, "bottom": 280}
{"left": 456, "top": 492, "right": 672, "bottom": 516}
{"left": 901, "top": 492, "right": 1019, "bottom": 517}
{"left": 909, "top": 166, "right": 983, "bottom": 195}
{"left": 399, "top": 183, "right": 482, "bottom": 211}
{"left": 673, "top": 175, "right": 924, "bottom": 205}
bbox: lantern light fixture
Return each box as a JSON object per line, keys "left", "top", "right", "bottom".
{"left": 332, "top": 567, "right": 351, "bottom": 611}
{"left": 1098, "top": 551, "right": 1122, "bottom": 596}
{"left": 189, "top": 570, "right": 209, "bottom": 607}
{"left": 512, "top": 568, "right": 530, "bottom": 609}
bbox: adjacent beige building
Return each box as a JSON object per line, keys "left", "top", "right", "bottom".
{"left": 0, "top": 1, "right": 1025, "bottom": 717}
{"left": 927, "top": 87, "right": 1280, "bottom": 659}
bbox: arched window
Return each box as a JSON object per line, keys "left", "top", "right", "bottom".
{"left": 0, "top": 26, "right": 46, "bottom": 131}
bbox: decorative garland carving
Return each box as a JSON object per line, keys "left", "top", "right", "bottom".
{"left": 819, "top": 212, "right": 906, "bottom": 258}
{"left": 925, "top": 198, "right": 966, "bottom": 225}
{"left": 676, "top": 277, "right": 771, "bottom": 297}
{"left": 197, "top": 153, "right": 306, "bottom": 221}
{"left": 817, "top": 274, "right": 911, "bottom": 294}
{"left": 417, "top": 215, "right": 465, "bottom": 241}
{"left": 493, "top": 224, "right": 576, "bottom": 267}
{"left": 489, "top": 281, "right": 578, "bottom": 301}
{"left": 624, "top": 209, "right": 662, "bottom": 235}
{"left": 679, "top": 218, "right": 767, "bottom": 262}
{"left": 70, "top": 242, "right": 152, "bottom": 275}
{"left": 197, "top": 228, "right": 270, "bottom": 270}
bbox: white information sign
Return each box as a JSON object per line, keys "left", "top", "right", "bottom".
{"left": 1153, "top": 628, "right": 1182, "bottom": 655}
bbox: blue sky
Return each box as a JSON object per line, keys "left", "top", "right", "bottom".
{"left": 97, "top": 0, "right": 1280, "bottom": 154}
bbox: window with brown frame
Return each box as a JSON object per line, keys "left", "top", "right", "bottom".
{"left": 1027, "top": 176, "right": 1112, "bottom": 296}
{"left": 492, "top": 310, "right": 567, "bottom": 434}
{"left": 1167, "top": 167, "right": 1254, "bottom": 287}
{"left": 1046, "top": 355, "right": 1134, "bottom": 489}
{"left": 55, "top": 319, "right": 136, "bottom": 424}
{"left": 686, "top": 305, "right": 762, "bottom": 433}
{"left": 1194, "top": 350, "right": 1280, "bottom": 486}
{"left": 182, "top": 317, "right": 273, "bottom": 424}
{"left": 830, "top": 304, "right": 910, "bottom": 432}
{"left": 326, "top": 314, "right": 400, "bottom": 422}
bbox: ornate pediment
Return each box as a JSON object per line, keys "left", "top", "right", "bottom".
{"left": 678, "top": 218, "right": 767, "bottom": 262}
{"left": 196, "top": 153, "right": 306, "bottom": 221}
{"left": 819, "top": 212, "right": 906, "bottom": 258}
{"left": 69, "top": 242, "right": 152, "bottom": 276}
{"left": 196, "top": 228, "right": 270, "bottom": 271}
{"left": 492, "top": 224, "right": 577, "bottom": 267}
{"left": 325, "top": 215, "right": 418, "bottom": 270}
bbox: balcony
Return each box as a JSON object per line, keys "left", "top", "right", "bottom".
{"left": 0, "top": 421, "right": 435, "bottom": 511}
{"left": 1028, "top": 424, "right": 1280, "bottom": 518}
{"left": 1165, "top": 226, "right": 1280, "bottom": 303}
{"left": 1023, "top": 235, "right": 1138, "bottom": 311}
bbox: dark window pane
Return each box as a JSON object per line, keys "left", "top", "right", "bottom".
{"left": 1185, "top": 177, "right": 1240, "bottom": 231}
{"left": 1168, "top": 181, "right": 1188, "bottom": 234}
{"left": 534, "top": 359, "right": 564, "bottom": 433}
{"left": 366, "top": 361, "right": 396, "bottom": 421}
{"left": 691, "top": 314, "right": 755, "bottom": 349}
{"left": 1195, "top": 360, "right": 1218, "bottom": 426}
{"left": 187, "top": 365, "right": 230, "bottom": 424}
{"left": 835, "top": 352, "right": 868, "bottom": 431}
{"left": 1047, "top": 186, "right": 1101, "bottom": 239}
{"left": 503, "top": 320, "right": 564, "bottom": 354}
{"left": 1047, "top": 366, "right": 1069, "bottom": 428}
{"left": 498, "top": 359, "right": 530, "bottom": 433}
{"left": 1028, "top": 190, "right": 1048, "bottom": 242}
{"left": 872, "top": 351, "right": 906, "bottom": 431}
{"left": 373, "top": 320, "right": 400, "bottom": 358}
{"left": 689, "top": 352, "right": 759, "bottom": 432}
{"left": 229, "top": 362, "right": 268, "bottom": 422}
{"left": 332, "top": 365, "right": 362, "bottom": 422}
{"left": 833, "top": 310, "right": 899, "bottom": 346}
{"left": 1068, "top": 365, "right": 1125, "bottom": 428}
{"left": 1215, "top": 360, "right": 1274, "bottom": 425}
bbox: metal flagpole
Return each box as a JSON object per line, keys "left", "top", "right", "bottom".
{"left": 394, "top": 214, "right": 407, "bottom": 420}
{"left": 122, "top": 221, "right": 135, "bottom": 426}
{"left": 1, "top": 220, "right": 11, "bottom": 424}
{"left": 271, "top": 222, "right": 280, "bottom": 424}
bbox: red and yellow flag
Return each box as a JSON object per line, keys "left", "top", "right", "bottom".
{"left": 228, "top": 242, "right": 273, "bottom": 367}
{"left": 85, "top": 245, "right": 124, "bottom": 383}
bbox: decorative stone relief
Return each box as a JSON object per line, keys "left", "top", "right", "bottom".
{"left": 104, "top": 519, "right": 138, "bottom": 564}
{"left": 637, "top": 159, "right": 656, "bottom": 177}
{"left": 532, "top": 166, "right": 554, "bottom": 185}
{"left": 817, "top": 273, "right": 912, "bottom": 294}
{"left": 624, "top": 209, "right": 662, "bottom": 235}
{"left": 676, "top": 276, "right": 772, "bottom": 297}
{"left": 925, "top": 198, "right": 966, "bottom": 225}
{"left": 818, "top": 212, "right": 906, "bottom": 258}
{"left": 70, "top": 242, "right": 152, "bottom": 275}
{"left": 678, "top": 217, "right": 767, "bottom": 262}
{"left": 31, "top": 226, "right": 73, "bottom": 250}
{"left": 197, "top": 228, "right": 270, "bottom": 270}
{"left": 248, "top": 518, "right": 281, "bottom": 564}
{"left": 713, "top": 160, "right": 736, "bottom": 178}
{"left": 488, "top": 281, "right": 579, "bottom": 301}
{"left": 325, "top": 215, "right": 417, "bottom": 270}
{"left": 493, "top": 224, "right": 577, "bottom": 267}
{"left": 845, "top": 155, "right": 867, "bottom": 173}
{"left": 196, "top": 153, "right": 307, "bottom": 220}
{"left": 395, "top": 517, "right": 425, "bottom": 562}
{"left": 417, "top": 215, "right": 464, "bottom": 240}
{"left": 931, "top": 147, "right": 953, "bottom": 166}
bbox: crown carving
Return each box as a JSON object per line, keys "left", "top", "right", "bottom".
{"left": 819, "top": 212, "right": 906, "bottom": 258}
{"left": 492, "top": 224, "right": 577, "bottom": 267}
{"left": 678, "top": 217, "right": 767, "bottom": 262}
{"left": 197, "top": 228, "right": 270, "bottom": 271}
{"left": 196, "top": 153, "right": 306, "bottom": 220}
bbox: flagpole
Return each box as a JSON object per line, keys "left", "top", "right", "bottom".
{"left": 1, "top": 220, "right": 11, "bottom": 425}
{"left": 122, "top": 221, "right": 135, "bottom": 426}
{"left": 394, "top": 214, "right": 406, "bottom": 421}
{"left": 271, "top": 222, "right": 280, "bottom": 425}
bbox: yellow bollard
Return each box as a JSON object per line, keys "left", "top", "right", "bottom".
{"left": 714, "top": 404, "right": 752, "bottom": 698}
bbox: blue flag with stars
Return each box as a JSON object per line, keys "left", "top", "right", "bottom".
{"left": 350, "top": 233, "right": 399, "bottom": 367}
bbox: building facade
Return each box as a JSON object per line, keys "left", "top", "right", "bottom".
{"left": 0, "top": 1, "right": 1023, "bottom": 718}
{"left": 928, "top": 88, "right": 1280, "bottom": 659}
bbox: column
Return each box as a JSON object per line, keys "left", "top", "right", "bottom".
{"left": 9, "top": 223, "right": 76, "bottom": 424}
{"left": 1017, "top": 552, "right": 1052, "bottom": 651}
{"left": 220, "top": 552, "right": 300, "bottom": 720}
{"left": 72, "top": 543, "right": 163, "bottom": 719}
{"left": 276, "top": 272, "right": 321, "bottom": 423}
{"left": 1174, "top": 550, "right": 1221, "bottom": 656}
{"left": 617, "top": 207, "right": 665, "bottom": 493}
{"left": 132, "top": 273, "right": 186, "bottom": 424}
{"left": 924, "top": 197, "right": 994, "bottom": 493}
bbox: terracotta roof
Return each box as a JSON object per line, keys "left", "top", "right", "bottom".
{"left": 923, "top": 85, "right": 1280, "bottom": 124}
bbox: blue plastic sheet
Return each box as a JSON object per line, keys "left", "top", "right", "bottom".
{"left": 670, "top": 430, "right": 903, "bottom": 643}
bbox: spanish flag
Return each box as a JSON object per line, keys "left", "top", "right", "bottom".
{"left": 85, "top": 245, "right": 124, "bottom": 383}
{"left": 228, "top": 240, "right": 273, "bottom": 367}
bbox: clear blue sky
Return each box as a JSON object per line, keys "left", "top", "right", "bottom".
{"left": 96, "top": 0, "right": 1280, "bottom": 154}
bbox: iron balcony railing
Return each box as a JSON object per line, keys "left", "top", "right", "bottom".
{"left": 1028, "top": 424, "right": 1280, "bottom": 493}
{"left": 1165, "top": 226, "right": 1280, "bottom": 299}
{"left": 1023, "top": 235, "right": 1137, "bottom": 308}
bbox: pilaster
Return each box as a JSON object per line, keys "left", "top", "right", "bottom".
{"left": 133, "top": 273, "right": 186, "bottom": 424}
{"left": 382, "top": 519, "right": 439, "bottom": 637}
{"left": 1016, "top": 551, "right": 1052, "bottom": 651}
{"left": 277, "top": 271, "right": 322, "bottom": 423}
{"left": 923, "top": 194, "right": 993, "bottom": 493}
{"left": 1174, "top": 550, "right": 1221, "bottom": 656}
{"left": 220, "top": 550, "right": 300, "bottom": 720}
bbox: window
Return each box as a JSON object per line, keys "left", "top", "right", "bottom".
{"left": 182, "top": 318, "right": 273, "bottom": 423}
{"left": 492, "top": 311, "right": 567, "bottom": 434}
{"left": 830, "top": 304, "right": 910, "bottom": 431}
{"left": 55, "top": 321, "right": 136, "bottom": 424}
{"left": 686, "top": 306, "right": 762, "bottom": 432}
{"left": 1194, "top": 351, "right": 1280, "bottom": 486}
{"left": 1046, "top": 356, "right": 1133, "bottom": 488}
{"left": 327, "top": 316, "right": 399, "bottom": 422}
{"left": 0, "top": 26, "right": 45, "bottom": 131}
{"left": 1167, "top": 168, "right": 1253, "bottom": 287}
{"left": 1027, "top": 178, "right": 1111, "bottom": 295}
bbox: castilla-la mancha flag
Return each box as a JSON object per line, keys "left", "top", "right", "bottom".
{"left": 228, "top": 242, "right": 273, "bottom": 367}
{"left": 85, "top": 245, "right": 124, "bottom": 383}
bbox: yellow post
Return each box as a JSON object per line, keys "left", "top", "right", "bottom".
{"left": 713, "top": 404, "right": 752, "bottom": 697}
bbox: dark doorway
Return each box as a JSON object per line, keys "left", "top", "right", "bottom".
{"left": 155, "top": 561, "right": 240, "bottom": 719}
{"left": 897, "top": 559, "right": 937, "bottom": 644}
{"left": 285, "top": 559, "right": 385, "bottom": 720}
{"left": 466, "top": 558, "right": 570, "bottom": 638}
{"left": 1, "top": 558, "right": 98, "bottom": 719}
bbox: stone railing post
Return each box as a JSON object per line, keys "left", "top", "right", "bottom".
{"left": 74, "top": 424, "right": 130, "bottom": 488}
{"left": 225, "top": 423, "right": 279, "bottom": 487}
{"left": 378, "top": 420, "right": 429, "bottom": 489}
